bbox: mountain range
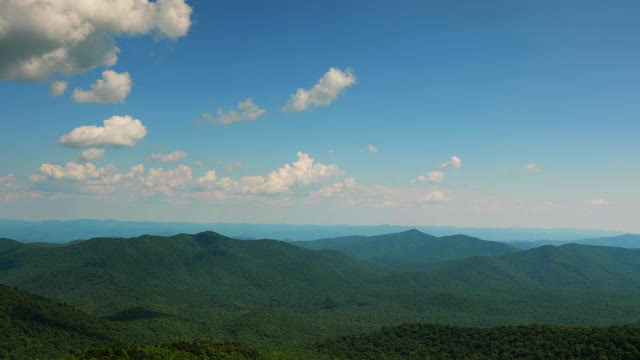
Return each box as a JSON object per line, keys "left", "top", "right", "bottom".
{"left": 0, "top": 219, "right": 628, "bottom": 243}
{"left": 2, "top": 229, "right": 640, "bottom": 357}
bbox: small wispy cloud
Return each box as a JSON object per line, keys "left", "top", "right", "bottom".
{"left": 590, "top": 198, "right": 609, "bottom": 205}
{"left": 50, "top": 81, "right": 68, "bottom": 97}
{"left": 368, "top": 144, "right": 378, "bottom": 153}
{"left": 417, "top": 191, "right": 446, "bottom": 203}
{"left": 283, "top": 67, "right": 356, "bottom": 112}
{"left": 414, "top": 156, "right": 461, "bottom": 184}
{"left": 522, "top": 163, "right": 540, "bottom": 172}
{"left": 224, "top": 162, "right": 244, "bottom": 172}
{"left": 149, "top": 150, "right": 189, "bottom": 163}
{"left": 202, "top": 98, "right": 266, "bottom": 125}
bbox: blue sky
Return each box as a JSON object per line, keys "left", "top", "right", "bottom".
{"left": 0, "top": 0, "right": 638, "bottom": 232}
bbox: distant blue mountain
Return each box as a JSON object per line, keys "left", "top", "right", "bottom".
{"left": 0, "top": 219, "right": 627, "bottom": 244}
{"left": 508, "top": 234, "right": 640, "bottom": 250}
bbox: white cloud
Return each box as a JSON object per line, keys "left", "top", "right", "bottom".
{"left": 317, "top": 177, "right": 356, "bottom": 197}
{"left": 0, "top": 0, "right": 192, "bottom": 81}
{"left": 30, "top": 152, "right": 345, "bottom": 200}
{"left": 522, "top": 163, "right": 540, "bottom": 172}
{"left": 72, "top": 70, "right": 132, "bottom": 103}
{"left": 58, "top": 115, "right": 147, "bottom": 148}
{"left": 195, "top": 152, "right": 343, "bottom": 195}
{"left": 414, "top": 170, "right": 445, "bottom": 184}
{"left": 81, "top": 147, "right": 105, "bottom": 160}
{"left": 283, "top": 67, "right": 356, "bottom": 112}
{"left": 440, "top": 156, "right": 462, "bottom": 169}
{"left": 49, "top": 80, "right": 68, "bottom": 96}
{"left": 197, "top": 170, "right": 218, "bottom": 187}
{"left": 418, "top": 191, "right": 446, "bottom": 203}
{"left": 224, "top": 162, "right": 244, "bottom": 172}
{"left": 368, "top": 144, "right": 378, "bottom": 153}
{"left": 202, "top": 98, "right": 266, "bottom": 124}
{"left": 30, "top": 162, "right": 116, "bottom": 182}
{"left": 149, "top": 150, "right": 189, "bottom": 163}
{"left": 143, "top": 165, "right": 192, "bottom": 195}
{"left": 591, "top": 199, "right": 609, "bottom": 205}
{"left": 414, "top": 156, "right": 461, "bottom": 184}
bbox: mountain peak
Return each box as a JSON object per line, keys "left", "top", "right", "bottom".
{"left": 193, "top": 231, "right": 231, "bottom": 246}
{"left": 402, "top": 228, "right": 425, "bottom": 235}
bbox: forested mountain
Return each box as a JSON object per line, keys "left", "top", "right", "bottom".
{"left": 2, "top": 231, "right": 640, "bottom": 352}
{"left": 317, "top": 323, "right": 640, "bottom": 359}
{"left": 414, "top": 244, "right": 640, "bottom": 290}
{"left": 295, "top": 229, "right": 518, "bottom": 269}
{"left": 0, "top": 284, "right": 115, "bottom": 359}
{"left": 0, "top": 237, "right": 21, "bottom": 253}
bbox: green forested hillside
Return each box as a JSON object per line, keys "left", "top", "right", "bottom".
{"left": 317, "top": 323, "right": 640, "bottom": 359}
{"left": 0, "top": 284, "right": 116, "bottom": 359}
{"left": 295, "top": 229, "right": 518, "bottom": 269}
{"left": 0, "top": 237, "right": 21, "bottom": 253}
{"left": 2, "top": 231, "right": 640, "bottom": 352}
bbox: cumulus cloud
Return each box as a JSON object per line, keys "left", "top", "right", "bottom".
{"left": 72, "top": 70, "right": 132, "bottom": 103}
{"left": 81, "top": 147, "right": 105, "bottom": 160}
{"left": 0, "top": 0, "right": 193, "bottom": 81}
{"left": 418, "top": 191, "right": 446, "bottom": 203}
{"left": 522, "top": 163, "right": 540, "bottom": 172}
{"left": 440, "top": 156, "right": 462, "bottom": 169}
{"left": 283, "top": 67, "right": 356, "bottom": 112}
{"left": 368, "top": 144, "right": 378, "bottom": 153}
{"left": 149, "top": 150, "right": 189, "bottom": 163}
{"left": 30, "top": 162, "right": 116, "bottom": 182}
{"left": 591, "top": 199, "right": 609, "bottom": 205}
{"left": 317, "top": 177, "right": 356, "bottom": 197}
{"left": 414, "top": 170, "right": 444, "bottom": 184}
{"left": 30, "top": 152, "right": 346, "bottom": 200}
{"left": 202, "top": 98, "right": 266, "bottom": 124}
{"left": 198, "top": 152, "right": 343, "bottom": 195}
{"left": 58, "top": 115, "right": 147, "bottom": 148}
{"left": 49, "top": 80, "right": 68, "bottom": 96}
{"left": 414, "top": 156, "right": 461, "bottom": 184}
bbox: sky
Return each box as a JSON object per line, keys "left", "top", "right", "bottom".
{"left": 0, "top": 0, "right": 638, "bottom": 232}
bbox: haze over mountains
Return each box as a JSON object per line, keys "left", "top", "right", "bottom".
{"left": 0, "top": 219, "right": 632, "bottom": 245}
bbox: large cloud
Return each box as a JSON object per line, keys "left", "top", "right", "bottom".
{"left": 283, "top": 67, "right": 356, "bottom": 112}
{"left": 30, "top": 152, "right": 347, "bottom": 199}
{"left": 58, "top": 115, "right": 147, "bottom": 148}
{"left": 72, "top": 70, "right": 132, "bottom": 103}
{"left": 197, "top": 152, "right": 343, "bottom": 194}
{"left": 0, "top": 0, "right": 192, "bottom": 81}
{"left": 202, "top": 98, "right": 266, "bottom": 125}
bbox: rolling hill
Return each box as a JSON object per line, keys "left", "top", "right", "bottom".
{"left": 0, "top": 284, "right": 116, "bottom": 359}
{"left": 294, "top": 229, "right": 519, "bottom": 269}
{"left": 2, "top": 231, "right": 640, "bottom": 349}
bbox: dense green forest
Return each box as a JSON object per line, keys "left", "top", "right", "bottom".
{"left": 317, "top": 324, "right": 640, "bottom": 359}
{"left": 294, "top": 229, "right": 518, "bottom": 269}
{"left": 0, "top": 284, "right": 115, "bottom": 359}
{"left": 2, "top": 230, "right": 640, "bottom": 358}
